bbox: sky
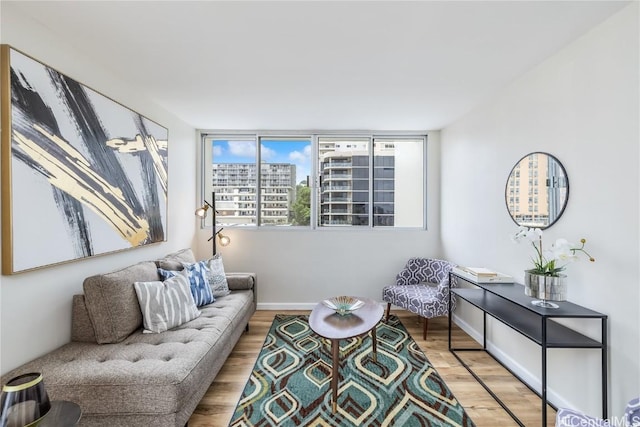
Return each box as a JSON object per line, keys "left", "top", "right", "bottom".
{"left": 212, "top": 139, "right": 312, "bottom": 184}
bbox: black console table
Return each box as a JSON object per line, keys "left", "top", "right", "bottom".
{"left": 448, "top": 271, "right": 608, "bottom": 427}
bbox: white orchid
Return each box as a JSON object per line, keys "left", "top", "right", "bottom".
{"left": 512, "top": 226, "right": 542, "bottom": 243}
{"left": 511, "top": 227, "right": 595, "bottom": 276}
{"left": 548, "top": 238, "right": 578, "bottom": 262}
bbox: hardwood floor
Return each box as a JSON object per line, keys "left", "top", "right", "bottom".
{"left": 189, "top": 310, "right": 556, "bottom": 426}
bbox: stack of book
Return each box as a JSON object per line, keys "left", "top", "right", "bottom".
{"left": 453, "top": 266, "right": 514, "bottom": 284}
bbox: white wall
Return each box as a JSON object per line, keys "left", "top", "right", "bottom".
{"left": 194, "top": 132, "right": 443, "bottom": 306}
{"left": 441, "top": 3, "right": 639, "bottom": 417}
{"left": 0, "top": 4, "right": 197, "bottom": 374}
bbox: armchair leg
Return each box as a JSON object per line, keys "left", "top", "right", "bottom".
{"left": 385, "top": 303, "right": 391, "bottom": 321}
{"left": 423, "top": 317, "right": 428, "bottom": 340}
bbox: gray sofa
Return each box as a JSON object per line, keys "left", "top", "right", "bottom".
{"left": 1, "top": 249, "right": 256, "bottom": 427}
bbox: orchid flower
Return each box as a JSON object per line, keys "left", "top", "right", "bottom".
{"left": 548, "top": 239, "right": 577, "bottom": 262}
{"left": 511, "top": 227, "right": 595, "bottom": 277}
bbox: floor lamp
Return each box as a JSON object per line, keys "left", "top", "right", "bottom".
{"left": 195, "top": 191, "right": 231, "bottom": 256}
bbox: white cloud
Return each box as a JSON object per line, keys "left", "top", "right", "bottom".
{"left": 289, "top": 151, "right": 306, "bottom": 163}
{"left": 228, "top": 141, "right": 256, "bottom": 158}
{"left": 261, "top": 145, "right": 277, "bottom": 161}
{"left": 289, "top": 144, "right": 312, "bottom": 163}
{"left": 213, "top": 145, "right": 223, "bottom": 157}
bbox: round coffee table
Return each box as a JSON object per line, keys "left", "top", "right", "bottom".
{"left": 309, "top": 297, "right": 383, "bottom": 413}
{"left": 39, "top": 400, "right": 82, "bottom": 426}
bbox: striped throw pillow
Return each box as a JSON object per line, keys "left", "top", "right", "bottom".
{"left": 134, "top": 271, "right": 201, "bottom": 333}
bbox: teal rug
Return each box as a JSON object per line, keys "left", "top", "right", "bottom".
{"left": 229, "top": 314, "right": 475, "bottom": 426}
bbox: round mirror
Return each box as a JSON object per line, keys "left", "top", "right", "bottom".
{"left": 505, "top": 152, "right": 569, "bottom": 229}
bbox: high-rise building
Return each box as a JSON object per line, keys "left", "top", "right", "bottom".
{"left": 318, "top": 139, "right": 395, "bottom": 226}
{"left": 506, "top": 153, "right": 555, "bottom": 227}
{"left": 212, "top": 163, "right": 296, "bottom": 225}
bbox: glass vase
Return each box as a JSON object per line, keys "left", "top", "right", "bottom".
{"left": 524, "top": 270, "right": 567, "bottom": 309}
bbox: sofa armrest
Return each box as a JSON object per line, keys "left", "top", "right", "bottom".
{"left": 71, "top": 295, "right": 98, "bottom": 343}
{"left": 226, "top": 273, "right": 255, "bottom": 290}
{"left": 226, "top": 273, "right": 257, "bottom": 307}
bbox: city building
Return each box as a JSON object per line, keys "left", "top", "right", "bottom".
{"left": 318, "top": 139, "right": 395, "bottom": 226}
{"left": 506, "top": 152, "right": 568, "bottom": 228}
{"left": 212, "top": 163, "right": 297, "bottom": 225}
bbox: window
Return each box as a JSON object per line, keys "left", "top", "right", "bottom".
{"left": 318, "top": 137, "right": 369, "bottom": 226}
{"left": 318, "top": 136, "right": 424, "bottom": 227}
{"left": 205, "top": 136, "right": 258, "bottom": 226}
{"left": 259, "top": 138, "right": 311, "bottom": 226}
{"left": 201, "top": 132, "right": 426, "bottom": 229}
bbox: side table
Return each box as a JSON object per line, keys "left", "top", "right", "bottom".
{"left": 40, "top": 400, "right": 82, "bottom": 427}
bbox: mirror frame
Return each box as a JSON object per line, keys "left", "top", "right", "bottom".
{"left": 505, "top": 152, "right": 569, "bottom": 229}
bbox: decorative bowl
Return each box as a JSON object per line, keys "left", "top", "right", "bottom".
{"left": 322, "top": 296, "right": 364, "bottom": 315}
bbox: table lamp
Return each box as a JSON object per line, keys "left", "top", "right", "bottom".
{"left": 1, "top": 372, "right": 51, "bottom": 427}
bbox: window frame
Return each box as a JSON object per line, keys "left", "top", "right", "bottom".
{"left": 199, "top": 130, "right": 428, "bottom": 231}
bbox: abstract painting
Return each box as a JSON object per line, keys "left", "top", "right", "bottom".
{"left": 1, "top": 46, "right": 168, "bottom": 274}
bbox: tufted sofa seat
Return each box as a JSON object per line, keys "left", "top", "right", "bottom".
{"left": 0, "top": 249, "right": 256, "bottom": 427}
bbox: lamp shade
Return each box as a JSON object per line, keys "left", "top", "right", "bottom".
{"left": 0, "top": 373, "right": 51, "bottom": 427}
{"left": 195, "top": 204, "right": 209, "bottom": 218}
{"left": 218, "top": 232, "right": 231, "bottom": 247}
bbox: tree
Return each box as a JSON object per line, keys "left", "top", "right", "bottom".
{"left": 291, "top": 185, "right": 311, "bottom": 225}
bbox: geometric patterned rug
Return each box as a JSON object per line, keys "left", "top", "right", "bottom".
{"left": 229, "top": 314, "right": 475, "bottom": 426}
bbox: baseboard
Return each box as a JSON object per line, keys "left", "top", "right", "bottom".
{"left": 257, "top": 302, "right": 317, "bottom": 310}
{"left": 258, "top": 302, "right": 393, "bottom": 311}
{"left": 451, "top": 314, "right": 572, "bottom": 410}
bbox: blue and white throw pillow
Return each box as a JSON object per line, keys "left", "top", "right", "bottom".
{"left": 158, "top": 261, "right": 215, "bottom": 306}
{"left": 134, "top": 270, "right": 201, "bottom": 333}
{"left": 206, "top": 254, "right": 230, "bottom": 298}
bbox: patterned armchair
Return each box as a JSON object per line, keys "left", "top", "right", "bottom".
{"left": 382, "top": 258, "right": 457, "bottom": 340}
{"left": 556, "top": 397, "right": 640, "bottom": 427}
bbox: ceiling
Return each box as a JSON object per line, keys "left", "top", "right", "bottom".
{"left": 4, "top": 1, "right": 631, "bottom": 131}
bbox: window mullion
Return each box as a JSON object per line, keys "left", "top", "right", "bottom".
{"left": 256, "top": 135, "right": 262, "bottom": 226}
{"left": 423, "top": 135, "right": 428, "bottom": 230}
{"left": 311, "top": 134, "right": 319, "bottom": 230}
{"left": 368, "top": 135, "right": 374, "bottom": 228}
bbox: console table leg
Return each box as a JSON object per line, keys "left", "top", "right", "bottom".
{"left": 448, "top": 272, "right": 453, "bottom": 351}
{"left": 602, "top": 317, "right": 608, "bottom": 418}
{"left": 542, "top": 318, "right": 548, "bottom": 427}
{"left": 483, "top": 312, "right": 487, "bottom": 350}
